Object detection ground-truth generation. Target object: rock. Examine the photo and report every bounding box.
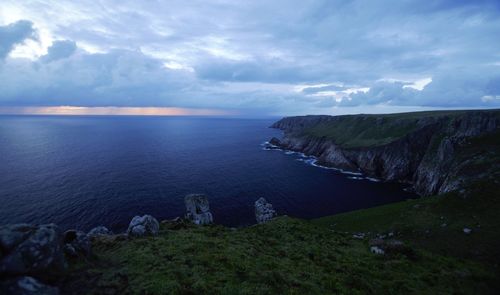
[255,197,277,224]
[63,230,91,257]
[269,137,281,146]
[87,226,113,238]
[184,194,214,225]
[370,246,385,255]
[127,215,159,237]
[0,276,59,295]
[463,228,472,234]
[352,233,365,239]
[0,224,66,276]
[369,238,415,258]
[0,224,34,253]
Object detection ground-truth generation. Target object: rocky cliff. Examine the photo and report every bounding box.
[270,110,500,196]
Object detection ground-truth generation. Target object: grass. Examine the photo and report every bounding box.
[292,109,500,148]
[303,115,419,148]
[313,180,500,265]
[61,204,499,294]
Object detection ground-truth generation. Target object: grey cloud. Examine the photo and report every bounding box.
[40,40,77,63]
[0,48,195,107]
[0,20,36,59]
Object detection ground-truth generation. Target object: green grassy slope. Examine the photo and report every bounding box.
[296,109,500,148]
[62,216,496,294]
[313,180,500,264]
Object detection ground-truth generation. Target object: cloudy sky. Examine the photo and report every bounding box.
[1,0,499,116]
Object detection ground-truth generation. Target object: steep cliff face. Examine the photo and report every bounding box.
[270,110,500,196]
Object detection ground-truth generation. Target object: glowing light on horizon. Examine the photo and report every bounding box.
[0,106,237,116]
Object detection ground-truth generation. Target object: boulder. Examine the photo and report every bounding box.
[0,276,59,295]
[184,194,214,225]
[127,215,159,237]
[63,230,91,257]
[0,224,66,276]
[87,226,113,238]
[255,197,277,224]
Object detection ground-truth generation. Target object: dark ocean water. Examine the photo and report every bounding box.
[0,115,416,231]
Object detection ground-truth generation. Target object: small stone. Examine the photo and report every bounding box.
[352,233,365,239]
[370,246,385,255]
[463,228,472,234]
[441,223,447,227]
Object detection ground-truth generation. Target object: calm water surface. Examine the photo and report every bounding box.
[0,116,416,231]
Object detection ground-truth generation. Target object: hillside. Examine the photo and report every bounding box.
[58,213,497,294]
[270,109,500,195]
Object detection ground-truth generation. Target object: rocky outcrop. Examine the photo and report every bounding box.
[255,198,277,224]
[0,276,59,295]
[63,230,91,257]
[87,226,113,238]
[127,215,160,237]
[270,110,500,196]
[0,224,66,276]
[185,194,214,225]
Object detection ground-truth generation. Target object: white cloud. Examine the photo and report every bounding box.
[402,77,433,90]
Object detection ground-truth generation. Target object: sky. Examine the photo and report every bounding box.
[0,0,499,116]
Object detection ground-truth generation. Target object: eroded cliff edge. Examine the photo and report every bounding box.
[269,110,500,196]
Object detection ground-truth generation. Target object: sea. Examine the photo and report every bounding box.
[0,115,416,231]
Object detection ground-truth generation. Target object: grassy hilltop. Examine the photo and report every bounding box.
[274,109,500,148]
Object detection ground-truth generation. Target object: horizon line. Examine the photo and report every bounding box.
[0,106,239,117]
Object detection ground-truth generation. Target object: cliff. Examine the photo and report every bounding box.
[270,110,500,196]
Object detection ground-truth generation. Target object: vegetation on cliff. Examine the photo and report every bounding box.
[272,110,500,149]
[270,109,500,195]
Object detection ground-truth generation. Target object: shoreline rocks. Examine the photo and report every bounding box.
[0,276,59,295]
[185,194,214,225]
[0,223,66,276]
[127,215,160,237]
[255,197,277,224]
[88,226,113,238]
[63,230,91,257]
